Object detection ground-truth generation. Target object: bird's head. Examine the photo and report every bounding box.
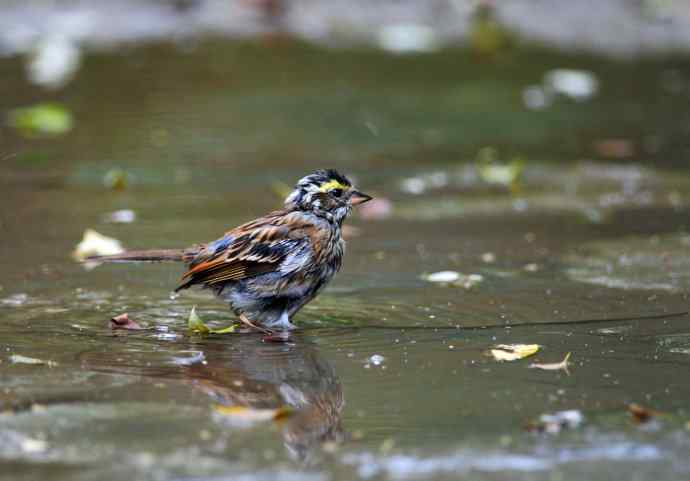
[284,169,372,223]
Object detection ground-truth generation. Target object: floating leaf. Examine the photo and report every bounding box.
[214,405,292,425]
[103,168,129,190]
[476,146,525,192]
[9,354,57,367]
[8,102,73,137]
[490,344,540,361]
[188,306,236,335]
[72,229,125,262]
[628,403,660,424]
[188,306,210,334]
[110,313,144,330]
[529,352,571,373]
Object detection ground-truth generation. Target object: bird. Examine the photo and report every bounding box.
[88,169,372,332]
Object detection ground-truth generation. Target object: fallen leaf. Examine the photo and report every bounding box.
[476,146,525,192]
[72,229,125,262]
[110,313,144,330]
[103,168,129,190]
[490,344,540,361]
[214,405,292,426]
[526,409,584,434]
[593,139,635,159]
[7,103,73,137]
[529,352,572,373]
[9,354,57,367]
[628,403,660,424]
[188,306,236,335]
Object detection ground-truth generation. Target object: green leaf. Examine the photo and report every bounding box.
[188,306,210,334]
[209,324,236,334]
[8,103,73,137]
[188,306,236,334]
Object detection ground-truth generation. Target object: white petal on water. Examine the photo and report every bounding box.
[425,271,461,283]
[378,24,439,54]
[544,69,599,101]
[27,35,81,89]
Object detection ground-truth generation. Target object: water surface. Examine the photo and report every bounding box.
[2,40,690,481]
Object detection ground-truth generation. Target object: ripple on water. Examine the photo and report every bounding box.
[564,234,690,292]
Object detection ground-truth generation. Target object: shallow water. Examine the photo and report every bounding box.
[2,40,690,481]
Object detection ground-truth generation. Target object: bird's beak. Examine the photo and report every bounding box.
[350,190,373,206]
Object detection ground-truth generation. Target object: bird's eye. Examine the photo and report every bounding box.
[331,188,344,198]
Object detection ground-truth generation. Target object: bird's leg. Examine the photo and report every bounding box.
[239,313,272,334]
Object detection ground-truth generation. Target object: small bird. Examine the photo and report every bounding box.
[89,169,372,331]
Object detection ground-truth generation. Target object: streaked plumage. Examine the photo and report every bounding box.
[89,169,372,331]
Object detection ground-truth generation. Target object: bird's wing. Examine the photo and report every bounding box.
[176,210,313,291]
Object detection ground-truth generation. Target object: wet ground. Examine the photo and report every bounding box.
[2,40,690,481]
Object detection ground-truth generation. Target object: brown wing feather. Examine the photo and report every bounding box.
[175,210,312,291]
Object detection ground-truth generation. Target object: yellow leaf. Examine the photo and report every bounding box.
[209,324,236,334]
[490,344,540,361]
[188,306,210,334]
[72,229,124,262]
[187,306,236,335]
[214,405,292,423]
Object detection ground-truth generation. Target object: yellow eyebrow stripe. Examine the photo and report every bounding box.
[319,180,348,192]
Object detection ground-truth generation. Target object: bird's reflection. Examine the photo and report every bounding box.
[81,332,345,462]
[182,334,345,460]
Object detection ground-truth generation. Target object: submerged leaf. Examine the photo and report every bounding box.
[72,229,125,262]
[9,354,57,367]
[110,313,144,330]
[7,103,73,136]
[529,352,572,373]
[490,344,540,361]
[188,306,236,335]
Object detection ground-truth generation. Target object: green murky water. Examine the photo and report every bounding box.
[2,40,690,481]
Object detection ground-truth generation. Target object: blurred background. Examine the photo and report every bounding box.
[3,2,690,481]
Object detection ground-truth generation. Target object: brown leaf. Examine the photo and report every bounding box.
[628,403,659,424]
[110,313,144,330]
[529,352,571,374]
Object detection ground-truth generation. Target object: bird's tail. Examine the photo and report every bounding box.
[86,249,187,263]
